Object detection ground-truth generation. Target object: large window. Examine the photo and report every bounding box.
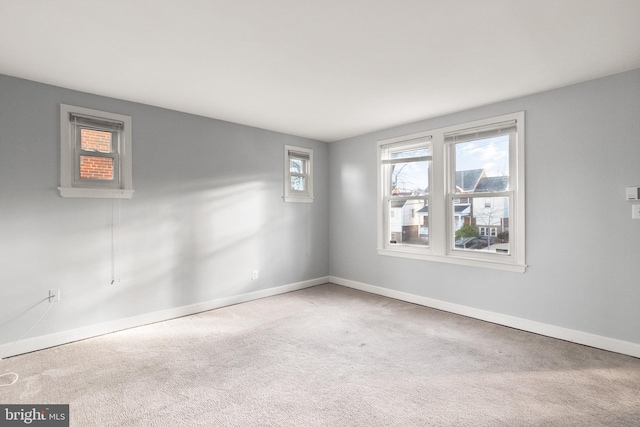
[378,112,526,272]
[380,134,431,247]
[59,104,133,198]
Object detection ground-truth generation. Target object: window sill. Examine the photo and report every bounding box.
[377,248,527,273]
[283,196,314,203]
[59,187,134,199]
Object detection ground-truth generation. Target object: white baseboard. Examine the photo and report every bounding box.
[1,276,328,358]
[6,276,638,360]
[329,276,640,359]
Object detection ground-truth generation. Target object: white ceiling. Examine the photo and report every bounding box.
[1,0,639,142]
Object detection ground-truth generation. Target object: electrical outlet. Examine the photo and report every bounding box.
[48,289,61,302]
[632,204,640,220]
[251,270,259,280]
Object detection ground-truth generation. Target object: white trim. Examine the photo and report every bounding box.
[377,112,525,272]
[329,276,640,359]
[283,144,314,203]
[283,196,314,203]
[59,104,134,199]
[58,187,134,199]
[376,248,526,273]
[0,276,328,358]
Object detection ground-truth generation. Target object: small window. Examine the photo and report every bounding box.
[283,145,313,203]
[59,104,133,198]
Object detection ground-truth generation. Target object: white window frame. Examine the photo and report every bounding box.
[379,133,432,251]
[283,145,314,203]
[59,104,133,199]
[378,112,526,273]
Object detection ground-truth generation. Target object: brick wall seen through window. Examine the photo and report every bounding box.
[80,129,114,180]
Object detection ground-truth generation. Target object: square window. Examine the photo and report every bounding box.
[59,104,133,198]
[378,112,525,272]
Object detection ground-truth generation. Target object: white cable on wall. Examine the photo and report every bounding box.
[111,199,116,284]
[110,199,122,285]
[306,203,311,257]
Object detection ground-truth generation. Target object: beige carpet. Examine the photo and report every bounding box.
[1,283,639,426]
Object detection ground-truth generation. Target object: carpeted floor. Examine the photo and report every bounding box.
[1,283,639,426]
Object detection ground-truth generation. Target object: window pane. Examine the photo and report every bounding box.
[291,176,305,191]
[389,160,429,196]
[81,128,113,153]
[455,135,508,193]
[388,199,428,246]
[80,155,114,180]
[390,146,430,159]
[290,159,306,174]
[453,196,509,253]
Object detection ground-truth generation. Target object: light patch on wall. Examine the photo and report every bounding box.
[340,163,367,203]
[107,179,272,312]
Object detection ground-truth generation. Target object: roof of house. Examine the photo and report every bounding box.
[455,169,484,191]
[475,176,508,192]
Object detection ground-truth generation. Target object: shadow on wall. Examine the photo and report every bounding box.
[0,173,317,347]
[89,175,288,323]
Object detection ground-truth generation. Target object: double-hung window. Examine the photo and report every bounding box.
[447,118,519,259]
[284,145,313,203]
[59,104,133,199]
[378,112,526,272]
[380,134,431,248]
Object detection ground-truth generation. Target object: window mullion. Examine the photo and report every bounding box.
[78,150,118,160]
[429,134,446,255]
[453,191,511,199]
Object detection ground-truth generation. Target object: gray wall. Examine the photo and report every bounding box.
[329,69,640,345]
[2,69,639,352]
[0,75,329,346]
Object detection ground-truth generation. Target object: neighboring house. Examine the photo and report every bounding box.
[389,198,427,244]
[472,176,509,238]
[453,169,483,231]
[389,200,406,243]
[452,204,471,231]
[455,170,509,240]
[456,169,485,192]
[389,169,508,245]
[417,205,429,240]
